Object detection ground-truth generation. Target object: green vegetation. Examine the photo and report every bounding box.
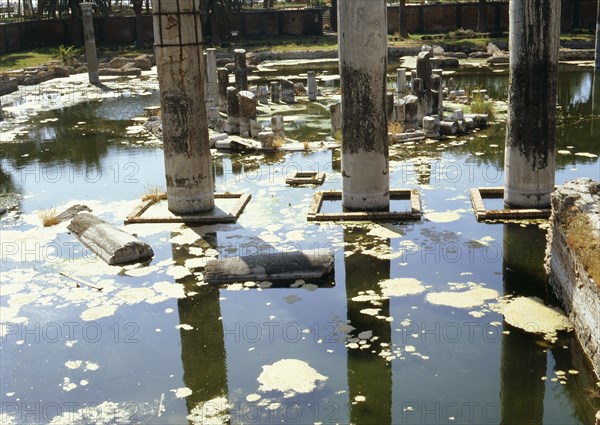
[224,35,338,52]
[0,48,55,71]
[563,210,600,287]
[469,90,496,121]
[54,45,80,66]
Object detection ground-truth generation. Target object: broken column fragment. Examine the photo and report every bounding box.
[238,90,257,138]
[68,213,154,265]
[227,86,240,134]
[234,49,248,91]
[270,81,281,103]
[307,71,317,101]
[281,79,295,103]
[80,3,100,84]
[217,67,229,112]
[204,249,334,284]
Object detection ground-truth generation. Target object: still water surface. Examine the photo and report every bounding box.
[0,64,599,424]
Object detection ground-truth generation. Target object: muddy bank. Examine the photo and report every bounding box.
[545,178,600,379]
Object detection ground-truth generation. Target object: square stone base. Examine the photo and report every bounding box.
[470,187,550,221]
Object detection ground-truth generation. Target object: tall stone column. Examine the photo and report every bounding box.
[205,48,218,101]
[152,0,214,213]
[338,0,389,210]
[397,68,407,95]
[234,49,248,91]
[217,67,228,112]
[80,3,99,84]
[227,86,240,134]
[596,2,600,69]
[504,0,560,208]
[307,71,317,101]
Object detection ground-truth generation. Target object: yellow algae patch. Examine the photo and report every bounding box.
[65,360,83,370]
[574,152,598,158]
[124,266,158,277]
[360,308,381,316]
[166,265,192,280]
[285,230,305,241]
[80,304,118,321]
[379,278,426,297]
[426,287,499,309]
[187,396,230,425]
[153,281,185,299]
[367,224,404,239]
[496,296,573,342]
[257,359,327,397]
[172,387,193,398]
[424,211,462,223]
[116,288,155,304]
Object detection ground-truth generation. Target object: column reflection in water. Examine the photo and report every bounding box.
[343,225,392,424]
[500,223,547,425]
[174,233,229,421]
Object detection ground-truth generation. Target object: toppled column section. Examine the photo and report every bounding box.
[204,249,334,284]
[68,213,154,265]
[545,178,600,378]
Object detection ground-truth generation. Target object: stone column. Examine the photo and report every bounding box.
[281,79,295,103]
[307,71,317,101]
[413,77,425,124]
[80,3,99,84]
[330,102,342,138]
[271,115,285,137]
[270,81,281,103]
[227,86,240,134]
[234,49,248,91]
[238,90,257,138]
[416,50,433,116]
[217,67,228,112]
[432,74,443,117]
[205,48,217,101]
[257,85,269,104]
[397,68,407,95]
[596,2,600,69]
[504,0,560,208]
[339,0,389,210]
[152,0,213,213]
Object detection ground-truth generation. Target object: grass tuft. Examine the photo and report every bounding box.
[470,90,496,121]
[563,209,600,287]
[273,136,286,149]
[141,185,166,203]
[37,208,60,227]
[388,121,405,134]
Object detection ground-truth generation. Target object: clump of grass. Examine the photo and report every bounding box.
[273,136,286,149]
[388,121,405,134]
[37,208,60,227]
[470,91,496,121]
[54,45,80,66]
[303,140,310,151]
[563,210,600,287]
[141,185,166,203]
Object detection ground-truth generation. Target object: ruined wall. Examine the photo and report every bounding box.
[0,9,323,54]
[545,179,600,379]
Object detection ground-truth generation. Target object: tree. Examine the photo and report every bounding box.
[399,0,407,39]
[477,0,486,33]
[39,0,110,19]
[201,0,244,44]
[132,0,144,48]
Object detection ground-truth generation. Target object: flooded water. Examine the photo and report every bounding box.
[1,64,599,424]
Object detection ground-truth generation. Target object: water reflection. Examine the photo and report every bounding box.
[344,226,392,424]
[501,224,547,425]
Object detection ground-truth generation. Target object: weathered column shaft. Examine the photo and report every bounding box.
[217,67,229,112]
[238,90,257,138]
[234,49,248,91]
[397,68,407,94]
[205,48,217,100]
[281,79,295,103]
[307,71,317,101]
[80,3,99,84]
[227,86,240,134]
[339,0,389,210]
[596,2,600,69]
[271,115,284,137]
[416,51,433,115]
[152,0,214,213]
[330,102,342,137]
[270,81,281,103]
[504,0,560,208]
